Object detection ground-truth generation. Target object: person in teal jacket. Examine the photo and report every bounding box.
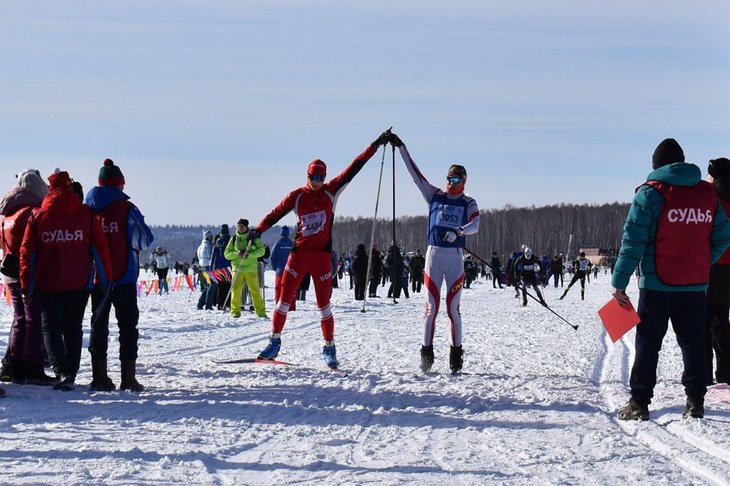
[224,219,266,318]
[612,138,730,421]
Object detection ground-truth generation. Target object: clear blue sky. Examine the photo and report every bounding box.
[1,1,728,226]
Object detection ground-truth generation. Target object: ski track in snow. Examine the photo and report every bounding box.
[1,270,729,485]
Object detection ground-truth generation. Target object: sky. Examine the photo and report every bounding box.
[1,1,729,226]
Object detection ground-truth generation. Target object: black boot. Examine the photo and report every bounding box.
[25,363,56,386]
[449,345,464,374]
[120,360,145,393]
[617,398,649,421]
[0,360,14,383]
[683,396,704,418]
[89,358,116,392]
[420,346,434,373]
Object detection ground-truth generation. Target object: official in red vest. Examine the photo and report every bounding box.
[0,169,54,388]
[20,169,113,391]
[611,139,730,420]
[84,159,154,392]
[705,157,730,386]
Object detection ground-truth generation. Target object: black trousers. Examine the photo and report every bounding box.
[39,289,90,377]
[631,289,707,405]
[89,283,140,361]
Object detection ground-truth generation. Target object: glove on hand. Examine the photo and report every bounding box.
[443,230,458,243]
[388,133,403,147]
[372,128,393,147]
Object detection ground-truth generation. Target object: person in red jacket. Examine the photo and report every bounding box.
[0,169,54,387]
[85,159,154,392]
[20,169,113,391]
[255,131,390,368]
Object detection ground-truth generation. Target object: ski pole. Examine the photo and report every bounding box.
[516,283,578,330]
[464,247,578,331]
[391,143,398,304]
[362,143,388,312]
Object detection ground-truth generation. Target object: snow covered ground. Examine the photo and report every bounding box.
[2,270,730,485]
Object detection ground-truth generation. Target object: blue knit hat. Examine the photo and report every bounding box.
[280,226,290,237]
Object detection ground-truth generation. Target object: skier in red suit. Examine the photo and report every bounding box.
[255,130,391,367]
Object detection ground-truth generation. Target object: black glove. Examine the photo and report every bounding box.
[372,128,393,147]
[389,133,403,147]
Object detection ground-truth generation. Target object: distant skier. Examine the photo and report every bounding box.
[490,251,503,288]
[516,247,547,306]
[254,131,390,368]
[559,252,592,300]
[391,132,480,374]
[150,246,170,294]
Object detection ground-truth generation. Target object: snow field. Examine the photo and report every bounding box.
[1,270,729,485]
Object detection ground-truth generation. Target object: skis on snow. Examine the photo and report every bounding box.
[213,357,348,377]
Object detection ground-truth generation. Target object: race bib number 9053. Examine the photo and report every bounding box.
[301,210,327,237]
[436,205,464,229]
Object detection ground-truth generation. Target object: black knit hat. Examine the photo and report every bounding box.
[652,138,685,169]
[708,157,730,179]
[220,224,230,236]
[237,218,249,226]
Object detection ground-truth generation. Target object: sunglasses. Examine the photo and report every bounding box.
[308,174,325,183]
[446,176,463,185]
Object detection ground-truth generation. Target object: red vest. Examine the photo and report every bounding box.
[95,199,132,281]
[1,205,34,257]
[645,180,717,286]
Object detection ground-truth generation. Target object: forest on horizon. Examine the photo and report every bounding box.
[142,202,630,266]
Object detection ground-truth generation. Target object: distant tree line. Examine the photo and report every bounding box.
[332,202,631,262]
[144,202,630,266]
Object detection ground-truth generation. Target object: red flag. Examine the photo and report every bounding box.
[598,298,641,343]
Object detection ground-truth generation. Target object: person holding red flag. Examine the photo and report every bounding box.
[254,130,391,368]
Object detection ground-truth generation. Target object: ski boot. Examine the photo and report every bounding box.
[420,345,434,372]
[258,337,281,360]
[25,364,56,386]
[449,345,463,374]
[323,344,339,368]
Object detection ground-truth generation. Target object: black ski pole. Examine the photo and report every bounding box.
[464,247,578,331]
[391,143,397,304]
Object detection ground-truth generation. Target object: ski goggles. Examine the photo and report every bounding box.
[447,176,463,185]
[308,173,325,183]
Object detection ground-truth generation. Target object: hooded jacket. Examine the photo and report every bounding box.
[20,184,113,294]
[1,187,46,281]
[611,163,730,292]
[85,185,154,284]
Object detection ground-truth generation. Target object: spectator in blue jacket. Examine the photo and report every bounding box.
[270,226,295,311]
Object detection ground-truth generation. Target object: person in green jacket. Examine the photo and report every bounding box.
[612,138,730,421]
[225,218,267,318]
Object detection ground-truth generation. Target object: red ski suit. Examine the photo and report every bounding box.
[257,143,377,340]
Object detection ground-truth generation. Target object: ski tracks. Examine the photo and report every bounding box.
[596,326,730,485]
